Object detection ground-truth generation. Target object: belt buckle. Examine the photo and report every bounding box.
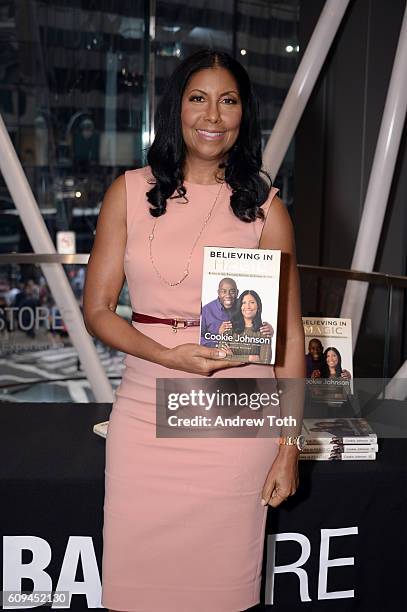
[172,319,186,333]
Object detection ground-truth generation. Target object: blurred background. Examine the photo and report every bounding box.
[0,0,299,254]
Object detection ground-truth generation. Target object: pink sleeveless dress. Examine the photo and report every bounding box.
[101,166,280,611]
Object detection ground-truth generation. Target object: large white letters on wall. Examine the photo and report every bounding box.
[265,527,358,605]
[2,536,102,609]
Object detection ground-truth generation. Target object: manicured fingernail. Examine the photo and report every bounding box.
[261,498,267,506]
[217,350,226,358]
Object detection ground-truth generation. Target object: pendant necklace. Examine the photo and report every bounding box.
[148,181,224,286]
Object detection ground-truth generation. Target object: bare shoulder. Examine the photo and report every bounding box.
[99,173,127,225]
[107,172,127,194]
[259,195,295,251]
[266,195,291,228]
[90,173,127,259]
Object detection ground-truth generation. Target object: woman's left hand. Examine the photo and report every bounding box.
[261,447,299,508]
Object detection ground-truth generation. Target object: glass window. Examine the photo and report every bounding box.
[0,0,145,253]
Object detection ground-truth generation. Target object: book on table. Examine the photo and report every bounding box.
[303,316,353,404]
[300,417,378,461]
[299,451,376,461]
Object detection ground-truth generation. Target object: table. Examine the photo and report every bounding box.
[0,401,406,610]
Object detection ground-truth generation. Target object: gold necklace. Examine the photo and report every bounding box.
[148,182,224,286]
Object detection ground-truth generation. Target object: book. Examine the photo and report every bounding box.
[199,246,281,365]
[300,452,376,461]
[93,420,109,439]
[302,417,377,445]
[302,316,353,403]
[303,442,379,453]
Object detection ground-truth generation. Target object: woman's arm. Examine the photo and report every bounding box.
[83,175,167,365]
[82,175,243,376]
[259,196,305,428]
[259,196,305,381]
[258,195,305,507]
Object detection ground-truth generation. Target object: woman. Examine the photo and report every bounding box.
[321,346,352,379]
[83,49,305,612]
[219,290,272,363]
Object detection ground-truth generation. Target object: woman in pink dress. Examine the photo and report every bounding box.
[83,49,305,612]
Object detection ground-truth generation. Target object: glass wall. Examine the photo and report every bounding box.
[0,0,300,401]
[0,0,146,253]
[0,0,300,253]
[0,259,127,402]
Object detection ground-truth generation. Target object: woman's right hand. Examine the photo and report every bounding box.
[158,343,244,375]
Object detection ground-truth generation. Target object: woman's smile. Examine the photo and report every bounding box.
[196,128,226,141]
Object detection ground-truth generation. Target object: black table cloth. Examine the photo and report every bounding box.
[0,401,406,611]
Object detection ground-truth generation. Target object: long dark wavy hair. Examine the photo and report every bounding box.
[146,49,273,221]
[231,290,263,332]
[321,347,343,377]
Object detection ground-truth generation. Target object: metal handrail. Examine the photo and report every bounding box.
[0,254,406,288]
[0,254,90,264]
[298,264,407,288]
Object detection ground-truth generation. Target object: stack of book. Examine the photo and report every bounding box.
[300,417,378,461]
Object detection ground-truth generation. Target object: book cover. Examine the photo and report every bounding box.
[302,417,377,445]
[302,316,353,402]
[200,246,281,365]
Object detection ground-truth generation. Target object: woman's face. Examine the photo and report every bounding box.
[180,66,242,162]
[326,350,338,368]
[241,294,258,320]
